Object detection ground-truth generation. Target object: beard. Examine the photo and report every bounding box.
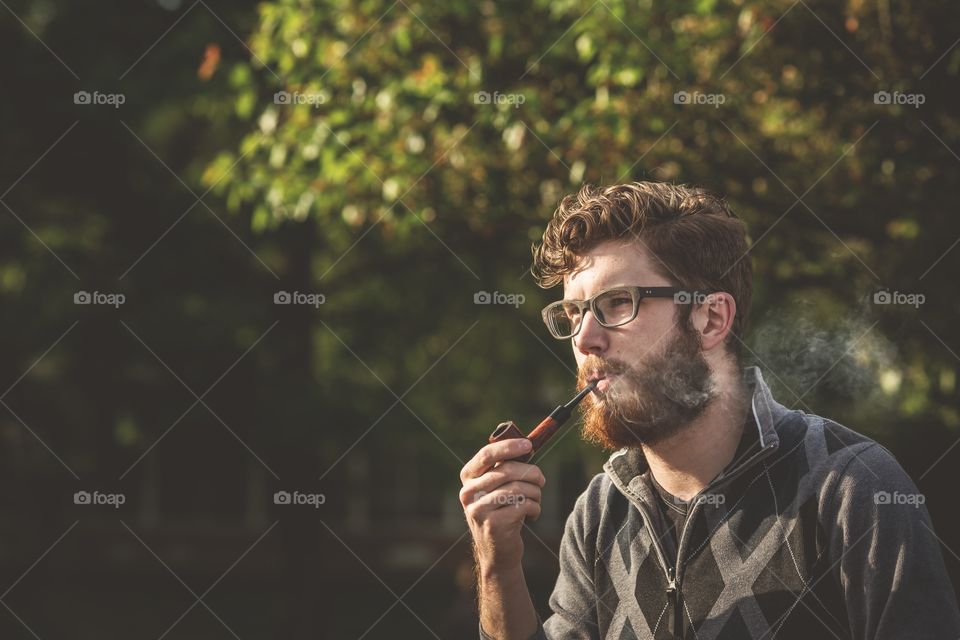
[575,321,717,450]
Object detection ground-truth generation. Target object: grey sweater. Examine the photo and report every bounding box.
[480,366,960,639]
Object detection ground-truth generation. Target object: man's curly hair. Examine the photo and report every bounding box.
[532,181,753,356]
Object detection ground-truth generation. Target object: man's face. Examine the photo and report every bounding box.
[564,240,716,450]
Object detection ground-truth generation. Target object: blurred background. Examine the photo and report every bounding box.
[1,0,959,637]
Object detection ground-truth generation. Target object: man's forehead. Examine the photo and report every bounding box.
[562,241,663,297]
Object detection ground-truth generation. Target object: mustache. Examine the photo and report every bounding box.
[576,356,631,387]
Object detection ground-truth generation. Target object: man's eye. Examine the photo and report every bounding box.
[608,297,632,308]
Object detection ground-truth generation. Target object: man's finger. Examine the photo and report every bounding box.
[461,438,532,482]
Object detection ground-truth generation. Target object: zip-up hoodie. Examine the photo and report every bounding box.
[480,366,960,639]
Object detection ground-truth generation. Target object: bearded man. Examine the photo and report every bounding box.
[459,181,960,639]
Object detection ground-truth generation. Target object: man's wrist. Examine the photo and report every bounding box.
[477,560,538,640]
[478,559,526,588]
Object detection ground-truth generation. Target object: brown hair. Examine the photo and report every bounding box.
[531,181,752,359]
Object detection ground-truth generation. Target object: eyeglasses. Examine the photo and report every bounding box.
[541,285,688,340]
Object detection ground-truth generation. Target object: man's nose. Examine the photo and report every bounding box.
[574,309,608,356]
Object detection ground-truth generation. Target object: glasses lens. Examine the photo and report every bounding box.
[594,288,637,326]
[545,301,582,338]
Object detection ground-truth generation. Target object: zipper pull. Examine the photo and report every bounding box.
[666,566,677,636]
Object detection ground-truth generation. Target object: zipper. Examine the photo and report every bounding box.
[619,491,684,637]
[670,441,779,637]
[613,440,779,638]
[668,492,702,638]
[666,565,680,637]
[605,381,782,631]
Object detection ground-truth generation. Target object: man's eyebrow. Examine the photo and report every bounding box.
[562,284,607,300]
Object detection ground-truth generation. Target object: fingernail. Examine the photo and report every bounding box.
[518,439,532,451]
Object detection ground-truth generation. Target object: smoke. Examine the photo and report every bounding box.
[747,297,898,407]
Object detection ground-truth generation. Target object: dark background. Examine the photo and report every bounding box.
[1,0,958,637]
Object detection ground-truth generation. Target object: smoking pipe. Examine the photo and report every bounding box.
[487,380,599,463]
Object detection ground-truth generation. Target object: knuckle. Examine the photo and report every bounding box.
[464,502,481,521]
[479,448,495,467]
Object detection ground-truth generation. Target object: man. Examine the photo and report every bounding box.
[459,181,960,639]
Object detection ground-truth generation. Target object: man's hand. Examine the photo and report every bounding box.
[460,438,545,565]
[461,437,544,639]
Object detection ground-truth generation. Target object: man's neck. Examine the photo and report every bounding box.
[643,368,751,502]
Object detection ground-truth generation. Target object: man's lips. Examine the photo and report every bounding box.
[588,375,614,393]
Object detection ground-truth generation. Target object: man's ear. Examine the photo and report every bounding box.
[694,292,736,352]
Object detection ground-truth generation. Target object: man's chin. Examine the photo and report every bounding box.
[583,417,688,450]
[580,394,702,450]
[581,404,647,450]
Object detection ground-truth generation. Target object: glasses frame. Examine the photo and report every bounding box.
[541,285,689,339]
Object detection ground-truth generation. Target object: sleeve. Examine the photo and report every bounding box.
[826,442,960,640]
[479,612,547,640]
[479,474,606,640]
